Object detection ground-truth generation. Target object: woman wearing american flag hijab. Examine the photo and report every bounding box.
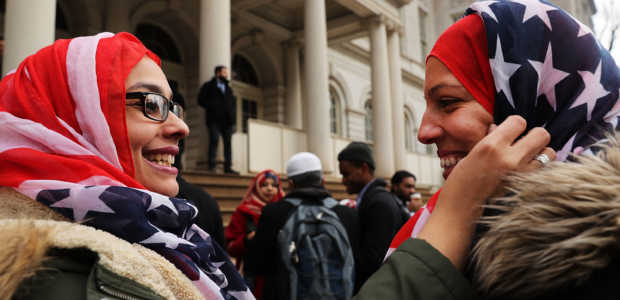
[0,32,254,300]
[355,1,620,299]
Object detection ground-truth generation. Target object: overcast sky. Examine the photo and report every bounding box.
[592,0,620,61]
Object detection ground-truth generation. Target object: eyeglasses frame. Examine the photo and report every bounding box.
[125,91,184,122]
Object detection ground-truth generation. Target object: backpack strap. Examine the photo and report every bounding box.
[284,197,303,207]
[322,197,338,209]
[286,197,339,208]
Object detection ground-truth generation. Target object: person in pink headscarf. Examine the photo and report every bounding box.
[226,169,284,297]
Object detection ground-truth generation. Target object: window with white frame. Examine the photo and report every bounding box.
[329,87,342,136]
[418,7,429,61]
[364,100,373,142]
[404,109,415,152]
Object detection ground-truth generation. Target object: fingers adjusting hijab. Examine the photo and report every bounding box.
[0,33,254,299]
[388,0,620,258]
[465,0,620,160]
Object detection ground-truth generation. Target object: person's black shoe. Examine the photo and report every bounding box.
[207,167,216,173]
[224,169,239,175]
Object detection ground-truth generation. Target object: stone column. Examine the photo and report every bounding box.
[198,0,231,170]
[200,0,231,83]
[369,16,395,178]
[303,0,333,172]
[2,0,57,75]
[388,27,407,171]
[285,40,303,130]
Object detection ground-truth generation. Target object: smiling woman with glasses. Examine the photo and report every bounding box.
[0,32,253,300]
[126,91,184,121]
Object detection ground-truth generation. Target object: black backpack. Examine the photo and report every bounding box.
[277,197,355,300]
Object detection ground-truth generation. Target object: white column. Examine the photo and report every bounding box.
[2,0,56,75]
[199,0,231,170]
[285,40,303,130]
[304,0,333,172]
[369,16,395,178]
[388,28,406,170]
[200,0,231,83]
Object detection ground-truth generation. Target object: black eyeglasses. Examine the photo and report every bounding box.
[126,92,184,122]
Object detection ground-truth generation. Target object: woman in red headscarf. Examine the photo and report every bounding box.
[356,1,620,299]
[226,169,284,297]
[0,33,254,300]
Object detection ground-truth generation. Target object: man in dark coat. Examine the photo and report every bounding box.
[246,152,360,299]
[197,65,237,174]
[337,142,409,290]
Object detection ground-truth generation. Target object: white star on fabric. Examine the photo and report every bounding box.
[513,0,558,30]
[528,43,569,111]
[489,36,522,108]
[570,61,610,121]
[141,230,195,248]
[144,190,179,215]
[556,133,576,162]
[51,186,115,221]
[470,0,500,23]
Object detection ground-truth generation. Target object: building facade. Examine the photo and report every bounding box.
[1,0,596,190]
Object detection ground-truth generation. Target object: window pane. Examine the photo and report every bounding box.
[330,91,337,134]
[365,101,373,141]
[419,8,428,60]
[232,55,259,86]
[242,99,258,133]
[404,113,412,151]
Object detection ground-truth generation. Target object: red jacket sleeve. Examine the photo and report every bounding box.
[225,208,248,258]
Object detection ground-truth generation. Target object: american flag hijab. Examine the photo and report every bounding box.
[0,32,254,300]
[387,0,620,258]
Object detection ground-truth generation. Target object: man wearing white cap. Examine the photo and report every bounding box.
[246,152,360,299]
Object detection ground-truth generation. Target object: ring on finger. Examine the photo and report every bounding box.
[534,153,551,165]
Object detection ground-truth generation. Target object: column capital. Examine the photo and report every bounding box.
[388,23,405,36]
[363,14,388,28]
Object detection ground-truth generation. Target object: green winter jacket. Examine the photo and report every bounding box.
[354,238,477,300]
[0,188,204,300]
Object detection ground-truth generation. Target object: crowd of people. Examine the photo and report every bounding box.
[1,1,619,300]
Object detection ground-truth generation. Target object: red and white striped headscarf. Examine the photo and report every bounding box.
[0,32,253,299]
[0,32,155,189]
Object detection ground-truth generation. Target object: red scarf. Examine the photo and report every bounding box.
[237,169,285,222]
[0,32,159,188]
[387,14,492,256]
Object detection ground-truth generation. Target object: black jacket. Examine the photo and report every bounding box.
[356,178,409,289]
[246,186,360,300]
[197,77,236,127]
[176,175,226,247]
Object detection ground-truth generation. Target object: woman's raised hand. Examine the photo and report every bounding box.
[418,115,555,269]
[453,115,555,199]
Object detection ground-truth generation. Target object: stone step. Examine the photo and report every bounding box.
[181,170,435,227]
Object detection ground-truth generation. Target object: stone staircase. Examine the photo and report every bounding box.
[181,170,434,226]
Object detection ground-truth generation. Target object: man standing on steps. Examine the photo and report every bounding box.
[198,65,238,174]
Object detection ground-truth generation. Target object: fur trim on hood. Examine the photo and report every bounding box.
[471,143,620,299]
[0,187,204,300]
